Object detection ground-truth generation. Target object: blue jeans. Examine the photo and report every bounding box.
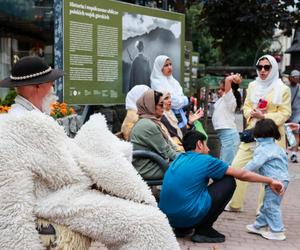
[216,128,240,165]
[254,181,289,232]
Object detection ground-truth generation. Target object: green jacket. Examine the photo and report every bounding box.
[130,118,177,179]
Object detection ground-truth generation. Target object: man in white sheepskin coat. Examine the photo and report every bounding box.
[0,56,179,249]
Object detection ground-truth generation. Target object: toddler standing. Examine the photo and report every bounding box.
[245,118,289,240]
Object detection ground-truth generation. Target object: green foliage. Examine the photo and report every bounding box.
[186,4,221,65]
[191,0,299,65]
[0,90,17,106]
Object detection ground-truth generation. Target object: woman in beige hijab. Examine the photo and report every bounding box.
[161,92,184,151]
[130,89,178,180]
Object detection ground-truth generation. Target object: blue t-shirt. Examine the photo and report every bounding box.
[159,151,228,228]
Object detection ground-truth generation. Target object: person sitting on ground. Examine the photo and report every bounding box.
[245,118,289,241]
[159,130,284,243]
[161,92,204,151]
[121,84,150,141]
[0,56,180,250]
[130,89,178,180]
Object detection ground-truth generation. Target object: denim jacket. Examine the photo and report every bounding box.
[244,137,289,181]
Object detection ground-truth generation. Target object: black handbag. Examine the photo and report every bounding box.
[239,128,255,143]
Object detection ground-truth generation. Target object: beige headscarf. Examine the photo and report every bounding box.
[162,92,183,139]
[136,89,169,140]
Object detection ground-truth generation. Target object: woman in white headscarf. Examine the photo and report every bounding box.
[226,55,291,213]
[121,85,150,140]
[151,55,189,130]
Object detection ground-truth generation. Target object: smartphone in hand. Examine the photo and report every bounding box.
[258,98,268,110]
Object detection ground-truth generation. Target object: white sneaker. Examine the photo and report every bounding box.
[224,204,243,212]
[261,231,286,241]
[246,224,267,236]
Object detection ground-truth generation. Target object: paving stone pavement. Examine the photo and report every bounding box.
[90,151,300,250]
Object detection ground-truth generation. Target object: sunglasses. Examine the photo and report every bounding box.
[256,64,271,71]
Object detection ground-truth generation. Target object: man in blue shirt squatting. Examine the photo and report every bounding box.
[159,130,285,243]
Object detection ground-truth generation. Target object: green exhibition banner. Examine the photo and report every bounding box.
[63,0,185,105]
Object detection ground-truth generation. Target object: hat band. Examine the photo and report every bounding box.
[10,67,52,81]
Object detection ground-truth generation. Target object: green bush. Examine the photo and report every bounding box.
[1,89,17,106]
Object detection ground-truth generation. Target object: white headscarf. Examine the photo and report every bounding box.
[251,54,283,105]
[150,55,187,110]
[125,85,150,110]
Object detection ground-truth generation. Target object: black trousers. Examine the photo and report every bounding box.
[193,175,236,233]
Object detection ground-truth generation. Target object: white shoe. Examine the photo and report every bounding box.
[261,231,286,241]
[246,224,267,236]
[224,204,243,212]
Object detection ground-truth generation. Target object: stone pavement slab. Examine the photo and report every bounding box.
[90,151,300,250]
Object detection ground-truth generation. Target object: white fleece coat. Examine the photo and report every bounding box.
[0,111,179,250]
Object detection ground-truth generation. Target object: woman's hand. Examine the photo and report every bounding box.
[225,73,242,85]
[232,73,242,84]
[286,122,300,131]
[269,180,285,196]
[189,108,204,124]
[250,108,265,119]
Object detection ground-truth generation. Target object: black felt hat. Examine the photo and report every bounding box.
[0,56,63,88]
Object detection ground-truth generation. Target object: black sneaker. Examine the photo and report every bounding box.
[173,228,194,238]
[192,227,225,243]
[291,154,298,163]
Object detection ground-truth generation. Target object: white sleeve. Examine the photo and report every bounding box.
[223,89,237,112]
[171,94,188,110]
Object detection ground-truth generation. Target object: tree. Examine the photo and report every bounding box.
[186,4,221,65]
[193,0,300,65]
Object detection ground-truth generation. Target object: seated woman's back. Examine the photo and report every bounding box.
[121,85,150,140]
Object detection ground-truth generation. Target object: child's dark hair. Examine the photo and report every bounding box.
[154,90,163,105]
[253,118,281,140]
[182,130,207,151]
[231,82,242,110]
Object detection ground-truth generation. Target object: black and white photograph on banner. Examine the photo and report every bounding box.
[122,12,182,93]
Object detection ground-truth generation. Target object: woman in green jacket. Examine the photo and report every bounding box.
[130,89,178,180]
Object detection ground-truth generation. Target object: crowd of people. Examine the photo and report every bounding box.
[0,53,299,248]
